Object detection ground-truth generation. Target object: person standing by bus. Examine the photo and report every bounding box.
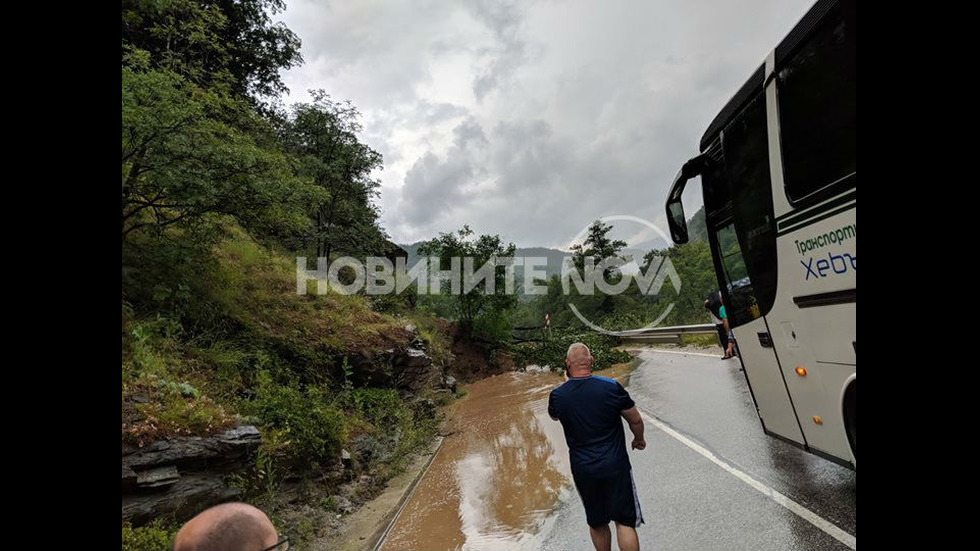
[705,292,735,359]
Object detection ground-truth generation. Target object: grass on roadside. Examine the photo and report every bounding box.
[680,334,721,348]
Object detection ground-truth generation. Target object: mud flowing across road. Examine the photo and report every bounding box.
[379,364,635,551]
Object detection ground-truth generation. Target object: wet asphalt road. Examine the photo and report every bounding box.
[542,347,857,551]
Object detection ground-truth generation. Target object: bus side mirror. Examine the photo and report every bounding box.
[667,198,688,244]
[665,154,709,245]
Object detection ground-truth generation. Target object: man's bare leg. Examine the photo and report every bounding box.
[588,525,612,551]
[615,522,640,551]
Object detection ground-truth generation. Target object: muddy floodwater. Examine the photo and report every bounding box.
[380,363,634,551]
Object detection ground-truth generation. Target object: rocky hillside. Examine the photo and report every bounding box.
[122,227,461,546]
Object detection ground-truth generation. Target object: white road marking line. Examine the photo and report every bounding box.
[638,409,856,550]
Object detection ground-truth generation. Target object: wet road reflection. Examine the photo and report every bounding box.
[380,365,632,551]
[380,349,855,551]
[542,349,856,551]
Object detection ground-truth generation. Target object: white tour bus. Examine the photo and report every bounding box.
[665,0,855,468]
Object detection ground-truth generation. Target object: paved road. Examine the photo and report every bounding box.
[542,347,857,551]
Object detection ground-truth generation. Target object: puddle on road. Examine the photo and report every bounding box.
[380,363,634,551]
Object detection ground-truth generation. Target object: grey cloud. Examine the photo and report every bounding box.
[278,0,817,247]
[489,119,565,194]
[400,151,474,226]
[423,102,470,124]
[395,117,488,226]
[280,0,466,107]
[465,0,531,101]
[453,116,488,147]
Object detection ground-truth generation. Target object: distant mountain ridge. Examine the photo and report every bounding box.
[399,207,706,278]
[399,242,570,280]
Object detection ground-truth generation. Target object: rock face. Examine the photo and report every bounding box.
[394,346,437,391]
[121,425,260,527]
[349,338,440,392]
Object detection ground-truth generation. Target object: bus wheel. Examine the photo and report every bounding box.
[843,381,856,461]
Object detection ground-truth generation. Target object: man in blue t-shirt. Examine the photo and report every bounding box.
[549,343,646,551]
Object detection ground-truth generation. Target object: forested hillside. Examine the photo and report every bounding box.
[122,1,455,546]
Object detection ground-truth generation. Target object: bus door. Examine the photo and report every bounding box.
[708,211,806,447]
[702,91,807,447]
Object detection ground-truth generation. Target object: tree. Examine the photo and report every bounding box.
[567,220,629,313]
[569,220,629,278]
[285,91,387,259]
[417,226,518,338]
[121,0,318,248]
[121,0,302,104]
[121,65,322,244]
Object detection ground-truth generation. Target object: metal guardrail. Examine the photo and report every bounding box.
[617,323,717,344]
[510,323,718,344]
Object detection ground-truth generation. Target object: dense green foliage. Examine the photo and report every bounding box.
[121,1,449,540]
[245,370,347,468]
[284,91,388,258]
[121,0,303,102]
[122,520,179,551]
[417,226,519,340]
[121,63,319,245]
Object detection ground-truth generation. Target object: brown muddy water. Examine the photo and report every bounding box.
[379,362,634,551]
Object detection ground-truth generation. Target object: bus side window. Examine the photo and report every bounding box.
[713,221,760,325]
[777,0,856,205]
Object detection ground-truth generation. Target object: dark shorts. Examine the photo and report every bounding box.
[572,468,644,528]
[715,323,729,349]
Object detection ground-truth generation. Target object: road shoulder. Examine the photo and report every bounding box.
[311,435,445,551]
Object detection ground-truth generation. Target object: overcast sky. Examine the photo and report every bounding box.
[278,0,814,249]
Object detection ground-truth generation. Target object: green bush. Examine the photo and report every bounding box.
[244,371,346,470]
[121,520,177,551]
[343,388,408,428]
[473,309,514,344]
[336,387,439,473]
[515,329,632,371]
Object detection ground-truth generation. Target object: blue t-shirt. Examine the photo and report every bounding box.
[548,375,636,478]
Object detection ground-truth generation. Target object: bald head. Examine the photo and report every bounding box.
[565,343,593,376]
[173,502,278,551]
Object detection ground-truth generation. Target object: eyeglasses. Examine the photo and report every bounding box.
[261,535,290,551]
